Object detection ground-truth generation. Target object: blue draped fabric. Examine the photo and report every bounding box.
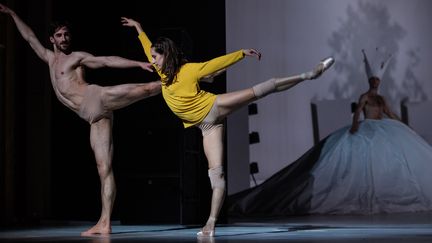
[228,119,432,216]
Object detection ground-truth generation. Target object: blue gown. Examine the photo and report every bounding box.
[310,118,432,214]
[228,119,432,216]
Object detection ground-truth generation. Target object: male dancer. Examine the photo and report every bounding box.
[1,3,161,235]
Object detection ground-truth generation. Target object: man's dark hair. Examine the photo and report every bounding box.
[48,20,72,37]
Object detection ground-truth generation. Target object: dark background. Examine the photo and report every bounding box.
[0,0,227,226]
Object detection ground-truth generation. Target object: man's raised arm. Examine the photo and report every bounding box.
[0,3,51,63]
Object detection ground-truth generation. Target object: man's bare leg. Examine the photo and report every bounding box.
[81,118,115,236]
[198,125,225,237]
[102,81,161,110]
[81,81,159,235]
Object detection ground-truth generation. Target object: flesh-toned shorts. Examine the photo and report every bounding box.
[78,84,112,124]
[198,98,223,136]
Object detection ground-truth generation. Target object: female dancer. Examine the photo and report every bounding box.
[121,17,334,237]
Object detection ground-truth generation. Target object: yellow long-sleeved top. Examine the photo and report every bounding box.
[138,32,245,128]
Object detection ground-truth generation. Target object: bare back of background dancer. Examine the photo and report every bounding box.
[0,3,161,236]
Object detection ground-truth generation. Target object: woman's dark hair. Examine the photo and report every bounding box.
[48,20,72,37]
[152,37,187,86]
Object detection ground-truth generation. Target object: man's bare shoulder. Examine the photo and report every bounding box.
[69,51,93,58]
[359,92,369,101]
[55,51,94,65]
[44,49,55,61]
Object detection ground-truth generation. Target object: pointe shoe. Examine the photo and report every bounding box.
[308,56,335,79]
[197,217,216,237]
[321,56,335,71]
[197,230,215,237]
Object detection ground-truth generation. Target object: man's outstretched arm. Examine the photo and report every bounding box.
[79,52,154,71]
[0,3,51,63]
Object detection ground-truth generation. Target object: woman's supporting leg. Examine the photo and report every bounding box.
[198,125,225,237]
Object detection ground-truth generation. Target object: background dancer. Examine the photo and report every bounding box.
[229,49,432,217]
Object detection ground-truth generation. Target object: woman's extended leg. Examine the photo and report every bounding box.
[216,56,334,118]
[252,56,334,98]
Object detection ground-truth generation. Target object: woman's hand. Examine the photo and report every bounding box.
[243,49,262,60]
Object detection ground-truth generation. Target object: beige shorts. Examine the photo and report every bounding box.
[198,99,223,136]
[78,84,112,124]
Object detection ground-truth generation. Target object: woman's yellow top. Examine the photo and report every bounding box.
[138,31,245,128]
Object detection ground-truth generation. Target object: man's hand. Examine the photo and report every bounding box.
[138,62,154,72]
[0,3,14,15]
[349,126,358,134]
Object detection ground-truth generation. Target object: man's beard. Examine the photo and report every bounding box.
[57,42,70,52]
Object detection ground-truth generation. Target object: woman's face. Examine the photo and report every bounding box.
[151,48,164,69]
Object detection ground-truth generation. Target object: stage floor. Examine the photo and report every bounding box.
[1,212,432,242]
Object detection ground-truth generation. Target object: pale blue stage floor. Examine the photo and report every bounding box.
[1,212,432,242]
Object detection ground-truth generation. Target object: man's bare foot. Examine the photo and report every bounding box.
[81,222,112,236]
